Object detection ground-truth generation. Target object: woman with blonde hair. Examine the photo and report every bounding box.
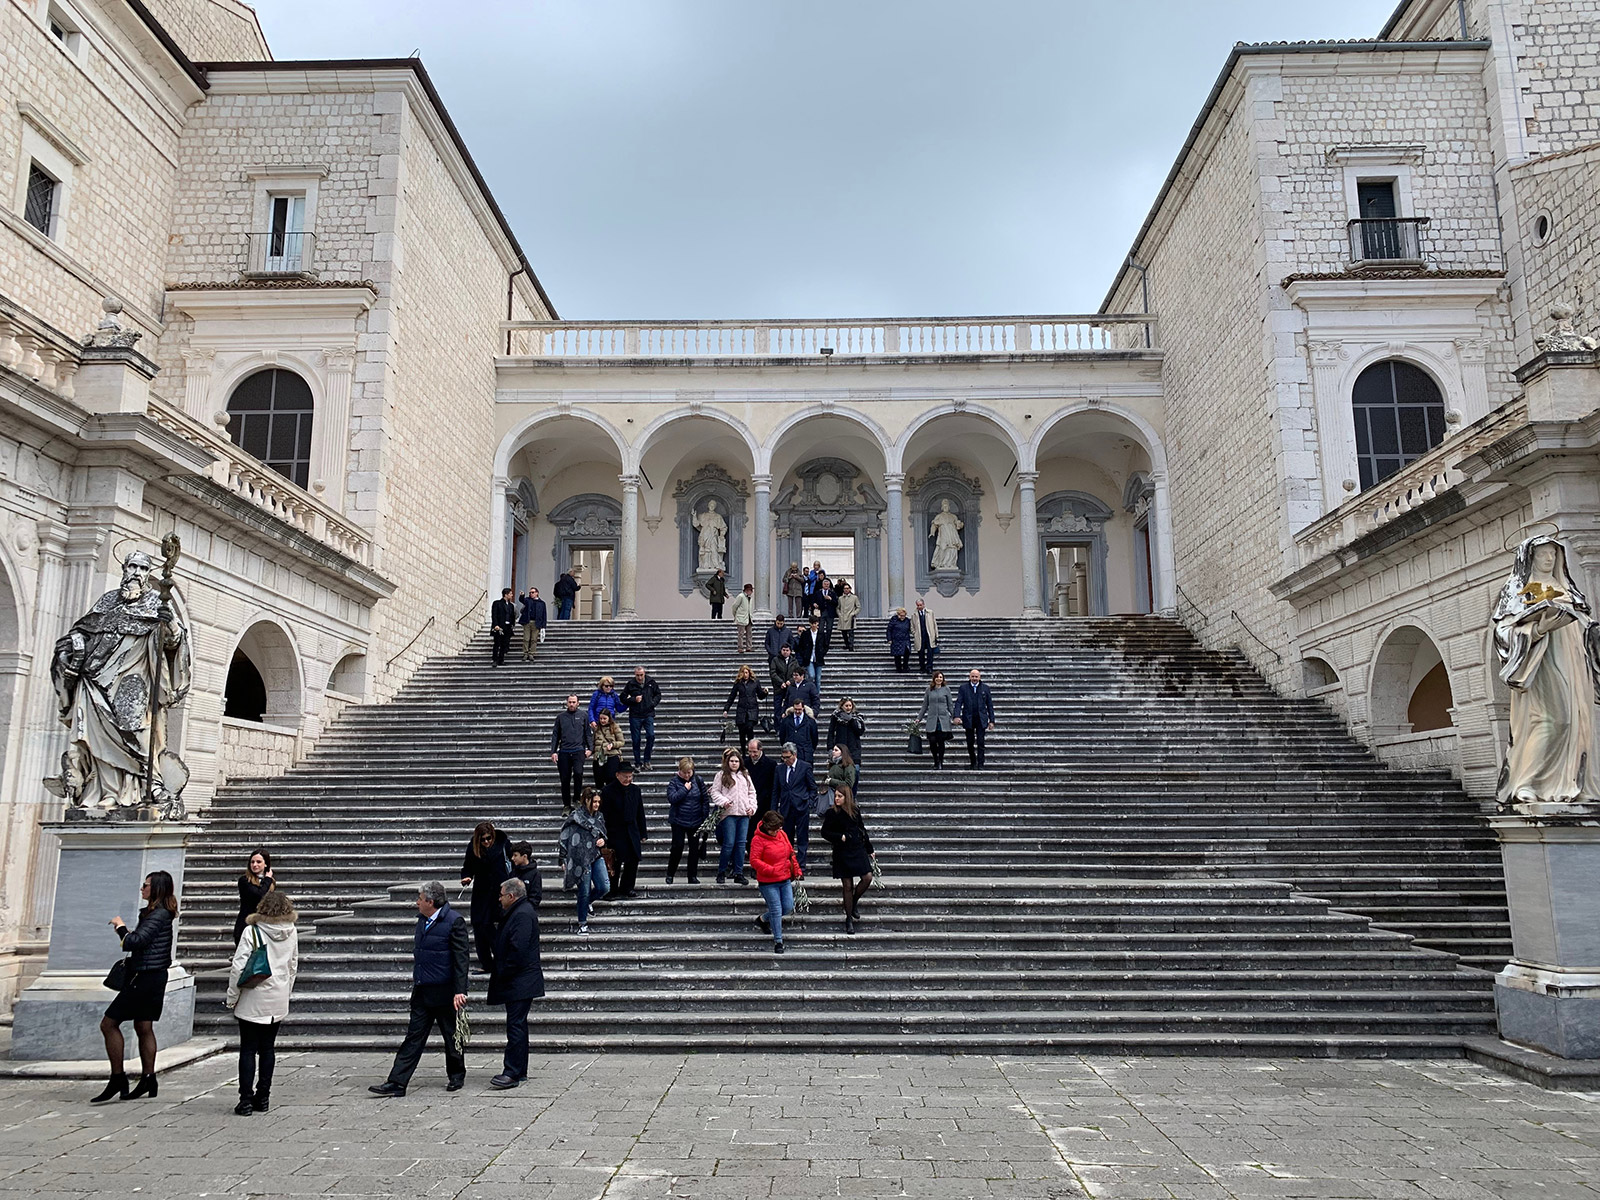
[587,675,623,726]
[708,746,757,886]
[722,663,768,749]
[226,889,299,1115]
[592,708,626,787]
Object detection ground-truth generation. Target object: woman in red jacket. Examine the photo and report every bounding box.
[747,810,801,954]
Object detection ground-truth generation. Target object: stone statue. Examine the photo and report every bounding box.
[928,498,964,571]
[693,499,727,572]
[46,536,192,818]
[1492,534,1600,806]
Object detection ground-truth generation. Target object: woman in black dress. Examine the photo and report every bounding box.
[722,664,768,748]
[818,785,874,935]
[459,820,512,973]
[233,849,274,944]
[93,871,179,1103]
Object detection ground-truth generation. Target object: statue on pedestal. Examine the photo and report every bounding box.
[693,499,728,572]
[928,498,964,571]
[1492,533,1600,806]
[46,535,192,818]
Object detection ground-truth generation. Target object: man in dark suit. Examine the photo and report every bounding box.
[775,742,815,869]
[490,588,518,666]
[764,614,795,660]
[369,881,469,1097]
[769,645,798,722]
[780,700,818,766]
[954,667,997,768]
[519,588,548,661]
[783,668,820,719]
[600,761,648,898]
[746,738,777,813]
[487,878,543,1090]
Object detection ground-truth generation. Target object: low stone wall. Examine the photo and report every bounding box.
[215,717,301,783]
[1373,729,1460,775]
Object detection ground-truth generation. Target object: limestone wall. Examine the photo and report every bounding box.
[136,0,270,62]
[1512,144,1600,327]
[214,717,300,783]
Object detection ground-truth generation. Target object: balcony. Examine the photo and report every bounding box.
[244,231,317,279]
[500,314,1159,359]
[1347,217,1428,267]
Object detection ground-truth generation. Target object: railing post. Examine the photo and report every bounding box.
[1014,322,1032,353]
[623,325,640,356]
[755,325,771,355]
[883,324,899,354]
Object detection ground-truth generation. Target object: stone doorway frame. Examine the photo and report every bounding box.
[771,457,887,619]
[1036,490,1112,616]
[548,493,621,617]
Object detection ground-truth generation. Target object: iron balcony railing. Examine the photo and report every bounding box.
[1347,217,1428,265]
[244,230,317,277]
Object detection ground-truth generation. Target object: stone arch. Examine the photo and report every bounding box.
[890,403,1023,474]
[494,408,630,477]
[1347,356,1451,490]
[759,406,892,477]
[226,616,305,728]
[213,352,326,419]
[1338,343,1458,418]
[1370,622,1456,738]
[222,365,318,490]
[1025,400,1169,476]
[1034,490,1116,616]
[1301,653,1340,691]
[0,549,27,803]
[327,648,368,698]
[635,407,760,475]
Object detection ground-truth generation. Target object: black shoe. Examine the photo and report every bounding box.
[716,873,727,885]
[446,1077,465,1092]
[845,917,856,934]
[368,1082,406,1097]
[90,1073,129,1104]
[687,875,700,884]
[234,1099,254,1116]
[251,1091,270,1112]
[733,875,749,886]
[127,1074,158,1100]
[773,941,785,954]
[489,1074,519,1090]
[755,914,770,931]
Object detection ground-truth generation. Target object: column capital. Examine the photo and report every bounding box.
[1015,470,1040,486]
[619,473,643,493]
[883,472,906,490]
[751,473,773,490]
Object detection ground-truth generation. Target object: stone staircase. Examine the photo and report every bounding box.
[178,617,1506,1055]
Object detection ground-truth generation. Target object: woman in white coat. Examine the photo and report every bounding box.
[226,888,299,1116]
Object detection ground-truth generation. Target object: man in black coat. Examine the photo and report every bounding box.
[763,615,794,660]
[600,761,648,898]
[370,882,469,1097]
[954,667,997,768]
[783,669,820,721]
[519,588,548,661]
[780,701,819,766]
[620,666,663,772]
[745,737,777,813]
[489,588,518,666]
[487,878,543,1090]
[553,569,579,620]
[775,742,815,869]
[507,841,543,910]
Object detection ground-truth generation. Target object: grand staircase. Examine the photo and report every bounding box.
[179,617,1506,1055]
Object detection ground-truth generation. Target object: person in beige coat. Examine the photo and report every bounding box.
[835,583,860,650]
[910,598,940,673]
[226,889,300,1116]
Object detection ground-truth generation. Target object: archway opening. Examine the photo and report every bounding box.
[228,621,304,727]
[329,651,367,697]
[224,651,267,722]
[1371,625,1454,738]
[639,415,758,608]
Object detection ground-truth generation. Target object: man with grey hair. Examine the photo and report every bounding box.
[775,742,815,869]
[487,877,543,1090]
[369,882,468,1097]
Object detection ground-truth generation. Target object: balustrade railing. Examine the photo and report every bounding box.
[1293,398,1526,568]
[501,314,1157,358]
[1347,217,1428,265]
[148,399,373,566]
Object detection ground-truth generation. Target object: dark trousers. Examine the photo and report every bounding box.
[556,751,584,808]
[710,602,723,618]
[783,810,810,869]
[557,599,573,620]
[917,645,934,672]
[735,721,755,750]
[666,826,706,880]
[965,723,987,767]
[927,730,950,767]
[502,998,532,1080]
[629,715,656,766]
[893,652,910,671]
[470,903,496,974]
[388,990,464,1087]
[614,855,640,895]
[842,629,854,650]
[237,1018,280,1099]
[491,628,512,664]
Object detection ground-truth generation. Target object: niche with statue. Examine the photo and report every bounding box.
[907,461,983,597]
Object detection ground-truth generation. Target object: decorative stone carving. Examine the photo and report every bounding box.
[673,465,748,596]
[907,460,983,597]
[1534,304,1598,354]
[45,537,192,819]
[1034,490,1114,616]
[1491,534,1600,808]
[771,458,887,617]
[82,297,141,350]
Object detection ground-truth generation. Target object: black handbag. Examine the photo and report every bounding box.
[103,957,132,991]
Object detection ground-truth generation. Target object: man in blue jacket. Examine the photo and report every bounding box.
[519,588,547,661]
[370,881,469,1097]
[953,668,997,769]
[487,878,543,1090]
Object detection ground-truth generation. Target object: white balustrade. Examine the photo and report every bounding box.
[502,314,1157,358]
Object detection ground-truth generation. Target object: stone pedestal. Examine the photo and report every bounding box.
[10,821,199,1062]
[1490,805,1600,1059]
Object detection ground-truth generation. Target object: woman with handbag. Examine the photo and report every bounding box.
[819,786,875,934]
[592,709,626,788]
[721,664,768,750]
[459,821,512,974]
[93,871,179,1103]
[233,849,275,945]
[747,810,801,954]
[557,787,609,934]
[920,671,954,770]
[225,888,299,1116]
[708,747,757,886]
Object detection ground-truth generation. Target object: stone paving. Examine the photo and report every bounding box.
[0,1052,1594,1199]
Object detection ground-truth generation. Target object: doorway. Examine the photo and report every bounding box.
[569,547,615,620]
[1046,544,1093,617]
[801,535,855,585]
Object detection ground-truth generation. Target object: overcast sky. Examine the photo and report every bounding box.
[256,1,1400,318]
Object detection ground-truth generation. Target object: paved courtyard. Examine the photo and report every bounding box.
[0,1052,1594,1199]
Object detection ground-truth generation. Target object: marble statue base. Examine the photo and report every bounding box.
[10,820,199,1061]
[928,568,963,599]
[1489,807,1600,1059]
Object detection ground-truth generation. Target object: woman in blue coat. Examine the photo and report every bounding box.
[885,608,912,672]
[664,756,709,884]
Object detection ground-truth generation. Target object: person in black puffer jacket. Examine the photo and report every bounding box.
[665,756,710,884]
[93,870,178,1105]
[722,664,768,748]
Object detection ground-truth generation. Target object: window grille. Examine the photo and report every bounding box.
[1352,360,1446,489]
[226,368,315,489]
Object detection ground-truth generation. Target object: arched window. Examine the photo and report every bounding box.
[1352,360,1446,489]
[226,368,313,488]
[224,650,267,722]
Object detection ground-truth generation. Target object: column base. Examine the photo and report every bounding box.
[1020,606,1047,620]
[1495,964,1600,1059]
[11,969,195,1061]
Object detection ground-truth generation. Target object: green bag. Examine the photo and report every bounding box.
[238,926,272,989]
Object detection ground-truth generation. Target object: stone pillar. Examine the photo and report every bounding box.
[1150,469,1177,614]
[752,473,773,619]
[618,474,640,619]
[884,472,905,613]
[1489,806,1600,1059]
[1017,471,1044,617]
[179,349,214,422]
[311,347,355,501]
[11,822,200,1061]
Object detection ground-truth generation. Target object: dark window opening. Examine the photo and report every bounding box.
[24,163,56,236]
[1407,662,1454,732]
[226,368,314,488]
[224,650,267,722]
[1352,360,1446,489]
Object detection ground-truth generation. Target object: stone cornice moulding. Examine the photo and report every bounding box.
[1324,143,1427,166]
[166,285,377,324]
[16,104,90,166]
[202,69,538,294]
[244,164,331,180]
[493,382,1167,405]
[66,0,203,130]
[1285,275,1504,311]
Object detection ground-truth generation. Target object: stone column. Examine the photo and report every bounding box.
[1150,469,1177,614]
[311,347,355,502]
[180,349,215,422]
[618,473,640,619]
[752,473,773,619]
[884,472,905,613]
[1017,471,1044,617]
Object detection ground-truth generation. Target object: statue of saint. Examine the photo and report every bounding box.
[1492,534,1600,805]
[47,541,192,816]
[928,498,964,571]
[693,500,728,572]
